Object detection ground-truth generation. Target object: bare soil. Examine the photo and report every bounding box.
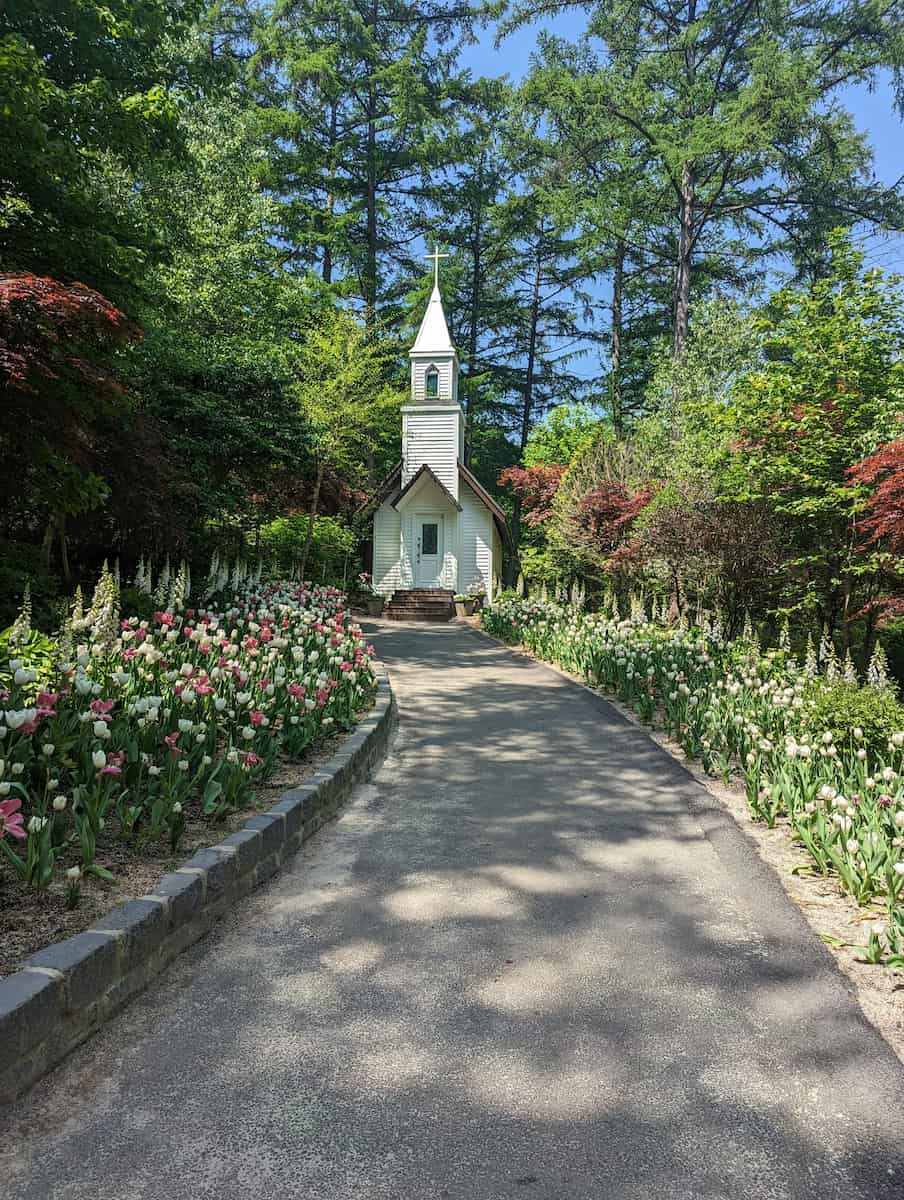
[0,729,349,978]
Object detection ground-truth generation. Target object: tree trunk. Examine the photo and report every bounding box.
[322,100,338,284]
[299,463,325,580]
[464,155,485,466]
[672,160,695,358]
[611,240,624,433]
[57,515,71,585]
[41,517,55,567]
[507,243,544,582]
[364,15,378,326]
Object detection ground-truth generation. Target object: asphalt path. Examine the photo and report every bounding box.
[2,621,904,1199]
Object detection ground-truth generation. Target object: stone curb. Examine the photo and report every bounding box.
[0,665,396,1105]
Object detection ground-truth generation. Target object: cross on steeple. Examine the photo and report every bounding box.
[425,243,450,288]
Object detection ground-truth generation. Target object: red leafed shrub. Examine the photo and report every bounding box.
[849,439,904,553]
[498,464,567,526]
[0,273,140,395]
[605,539,645,575]
[575,481,657,553]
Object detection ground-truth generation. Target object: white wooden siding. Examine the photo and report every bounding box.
[373,501,402,595]
[458,483,492,595]
[411,359,457,403]
[441,512,458,590]
[402,408,460,498]
[399,513,414,588]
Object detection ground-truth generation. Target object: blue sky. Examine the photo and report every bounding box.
[450,14,904,385]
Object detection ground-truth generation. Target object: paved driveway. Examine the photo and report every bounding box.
[2,622,903,1199]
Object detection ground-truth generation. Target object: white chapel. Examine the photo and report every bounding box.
[368,248,508,606]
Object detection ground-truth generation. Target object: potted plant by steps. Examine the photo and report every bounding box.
[356,572,385,616]
[454,593,476,617]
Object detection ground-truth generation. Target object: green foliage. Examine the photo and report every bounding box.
[636,298,762,481]
[253,0,474,316]
[5,0,904,640]
[294,312,403,484]
[0,541,60,630]
[118,586,157,623]
[524,404,602,467]
[259,515,356,584]
[0,626,56,688]
[722,234,904,626]
[801,680,904,761]
[0,0,200,301]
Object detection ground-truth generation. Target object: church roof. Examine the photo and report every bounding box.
[392,463,462,511]
[458,462,511,547]
[410,284,455,357]
[354,461,401,517]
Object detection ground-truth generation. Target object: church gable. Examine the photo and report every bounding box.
[393,463,461,512]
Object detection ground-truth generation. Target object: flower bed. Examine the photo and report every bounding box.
[483,597,904,967]
[0,573,376,960]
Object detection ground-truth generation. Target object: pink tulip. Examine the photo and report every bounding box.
[0,797,26,841]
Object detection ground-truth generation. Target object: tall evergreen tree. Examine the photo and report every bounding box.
[504,0,904,356]
[253,0,475,322]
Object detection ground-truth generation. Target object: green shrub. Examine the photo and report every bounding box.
[801,679,904,759]
[0,539,61,630]
[0,626,57,689]
[119,586,157,621]
[257,515,356,586]
[879,621,904,691]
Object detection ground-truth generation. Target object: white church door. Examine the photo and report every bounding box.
[414,514,443,586]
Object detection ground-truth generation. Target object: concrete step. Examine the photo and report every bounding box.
[384,589,455,623]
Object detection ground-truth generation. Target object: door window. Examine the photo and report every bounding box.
[422,523,438,555]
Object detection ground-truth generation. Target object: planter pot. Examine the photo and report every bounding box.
[366,597,385,616]
[455,601,468,618]
[464,599,476,616]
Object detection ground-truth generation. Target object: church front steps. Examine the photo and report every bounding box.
[383,589,455,622]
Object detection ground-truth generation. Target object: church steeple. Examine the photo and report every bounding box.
[411,283,455,355]
[409,245,459,405]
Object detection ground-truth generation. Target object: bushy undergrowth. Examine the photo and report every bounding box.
[483,597,904,967]
[800,681,904,761]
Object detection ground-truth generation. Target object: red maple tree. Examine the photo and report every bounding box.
[498,464,567,526]
[575,481,658,554]
[848,439,904,553]
[0,272,139,396]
